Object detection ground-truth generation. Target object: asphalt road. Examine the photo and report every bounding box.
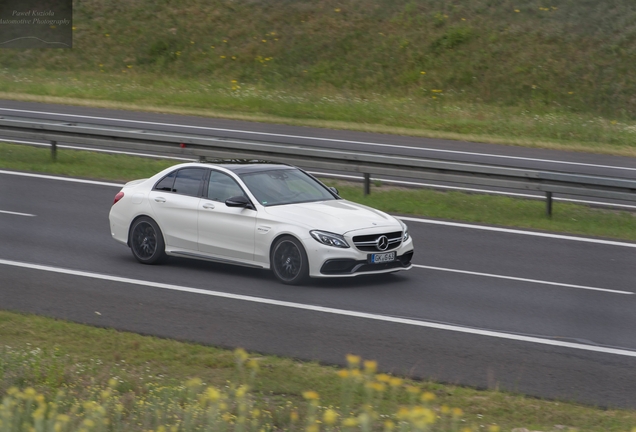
[2,170,636,408]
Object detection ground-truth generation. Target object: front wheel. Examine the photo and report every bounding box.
[129,217,166,264]
[271,236,309,285]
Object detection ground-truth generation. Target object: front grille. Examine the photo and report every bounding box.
[320,251,413,275]
[352,231,403,252]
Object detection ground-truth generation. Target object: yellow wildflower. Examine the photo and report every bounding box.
[346,354,361,366]
[376,373,391,382]
[235,348,249,361]
[406,385,420,395]
[337,369,350,378]
[389,377,402,387]
[363,360,377,374]
[206,387,220,402]
[421,392,436,402]
[303,390,319,400]
[323,409,338,425]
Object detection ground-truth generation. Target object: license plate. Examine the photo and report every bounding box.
[369,251,396,264]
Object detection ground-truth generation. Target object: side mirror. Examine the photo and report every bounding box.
[225,195,254,209]
[328,186,339,196]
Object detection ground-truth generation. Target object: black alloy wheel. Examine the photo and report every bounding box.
[271,236,309,285]
[130,217,166,264]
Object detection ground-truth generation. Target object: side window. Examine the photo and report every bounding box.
[207,170,245,202]
[154,171,176,192]
[173,168,205,197]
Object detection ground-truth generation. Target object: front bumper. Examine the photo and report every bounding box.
[320,251,413,275]
[305,233,414,278]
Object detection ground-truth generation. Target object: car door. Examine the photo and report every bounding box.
[148,167,205,251]
[197,169,257,262]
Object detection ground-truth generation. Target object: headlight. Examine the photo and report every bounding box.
[310,230,350,248]
[399,220,410,241]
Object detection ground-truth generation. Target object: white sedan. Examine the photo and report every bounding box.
[108,161,414,284]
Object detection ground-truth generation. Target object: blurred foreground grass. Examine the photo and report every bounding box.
[2,311,636,431]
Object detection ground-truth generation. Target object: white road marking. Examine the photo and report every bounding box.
[2,169,636,247]
[1,107,635,172]
[1,257,635,357]
[0,209,35,217]
[414,264,633,295]
[399,216,636,248]
[0,169,123,187]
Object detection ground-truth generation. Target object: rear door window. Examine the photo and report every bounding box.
[154,168,205,197]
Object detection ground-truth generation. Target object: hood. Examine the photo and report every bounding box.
[262,200,399,234]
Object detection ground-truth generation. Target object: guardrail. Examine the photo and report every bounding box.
[1,115,636,216]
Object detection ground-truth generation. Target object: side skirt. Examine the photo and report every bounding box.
[167,250,265,269]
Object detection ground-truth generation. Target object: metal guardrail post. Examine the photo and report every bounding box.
[2,116,636,206]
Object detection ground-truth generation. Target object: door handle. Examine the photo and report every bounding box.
[202,203,215,209]
[154,197,166,203]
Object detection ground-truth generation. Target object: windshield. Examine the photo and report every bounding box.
[239,168,336,206]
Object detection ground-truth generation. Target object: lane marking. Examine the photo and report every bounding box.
[1,257,635,358]
[414,264,633,295]
[0,209,35,217]
[2,107,636,173]
[399,216,636,248]
[2,169,636,248]
[0,169,123,187]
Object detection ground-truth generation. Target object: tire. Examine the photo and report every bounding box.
[129,217,166,264]
[270,236,309,285]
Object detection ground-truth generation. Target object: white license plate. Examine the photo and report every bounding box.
[369,251,396,263]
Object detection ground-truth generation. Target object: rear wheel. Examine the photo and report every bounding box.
[130,217,166,264]
[271,236,309,285]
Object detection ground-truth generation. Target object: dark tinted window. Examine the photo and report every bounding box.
[173,168,205,197]
[207,171,246,202]
[154,171,176,192]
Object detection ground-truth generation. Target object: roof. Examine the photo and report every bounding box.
[199,159,294,174]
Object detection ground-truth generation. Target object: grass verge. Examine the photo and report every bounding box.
[2,310,636,431]
[2,141,636,242]
[2,72,636,158]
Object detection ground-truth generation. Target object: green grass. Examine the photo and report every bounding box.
[3,71,636,158]
[2,310,636,431]
[2,0,636,155]
[2,141,636,242]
